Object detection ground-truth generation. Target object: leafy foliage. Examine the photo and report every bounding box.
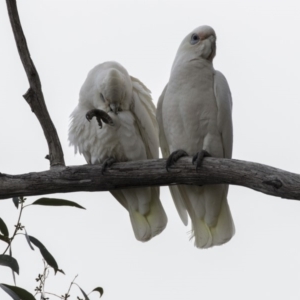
[28,236,63,274]
[24,230,34,250]
[12,197,19,209]
[0,235,9,244]
[0,255,19,274]
[32,198,86,209]
[0,284,35,300]
[0,218,9,237]
[77,284,90,300]
[92,287,104,298]
[0,196,104,299]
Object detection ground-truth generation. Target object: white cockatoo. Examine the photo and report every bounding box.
[69,61,167,242]
[157,25,235,248]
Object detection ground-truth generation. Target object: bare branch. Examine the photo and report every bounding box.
[6,0,65,168]
[0,157,299,201]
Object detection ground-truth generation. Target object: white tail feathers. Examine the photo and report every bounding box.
[112,187,167,242]
[171,184,234,248]
[130,210,152,241]
[145,187,168,237]
[210,197,235,246]
[191,197,235,248]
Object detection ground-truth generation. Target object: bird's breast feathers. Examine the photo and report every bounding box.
[163,60,221,154]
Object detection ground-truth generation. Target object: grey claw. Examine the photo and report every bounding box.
[166,149,188,172]
[101,157,116,175]
[193,150,211,171]
[85,109,114,129]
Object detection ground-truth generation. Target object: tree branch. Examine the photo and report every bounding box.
[3,3,300,202]
[6,0,65,168]
[0,157,299,201]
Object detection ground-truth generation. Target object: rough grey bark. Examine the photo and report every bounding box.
[6,0,65,168]
[0,157,300,201]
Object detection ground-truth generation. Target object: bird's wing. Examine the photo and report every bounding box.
[68,103,101,164]
[214,70,233,159]
[111,76,167,241]
[157,84,188,225]
[130,76,159,159]
[156,85,170,158]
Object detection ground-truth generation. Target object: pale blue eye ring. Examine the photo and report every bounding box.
[190,33,199,45]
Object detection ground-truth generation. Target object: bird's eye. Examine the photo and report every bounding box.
[190,33,199,45]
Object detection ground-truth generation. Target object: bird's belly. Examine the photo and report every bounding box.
[163,83,223,157]
[90,111,147,163]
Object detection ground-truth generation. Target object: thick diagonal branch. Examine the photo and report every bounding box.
[0,157,300,201]
[6,0,65,168]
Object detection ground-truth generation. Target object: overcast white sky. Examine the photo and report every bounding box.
[1,0,300,299]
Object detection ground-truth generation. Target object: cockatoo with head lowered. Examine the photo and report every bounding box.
[157,25,235,248]
[69,61,167,242]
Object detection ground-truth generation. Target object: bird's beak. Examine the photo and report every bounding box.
[207,36,216,61]
[110,103,119,115]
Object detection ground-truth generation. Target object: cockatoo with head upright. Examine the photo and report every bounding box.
[157,25,235,248]
[69,61,167,242]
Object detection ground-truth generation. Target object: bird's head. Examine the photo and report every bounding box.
[100,68,126,115]
[177,25,217,62]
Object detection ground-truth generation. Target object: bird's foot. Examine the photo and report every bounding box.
[166,149,188,172]
[192,150,211,171]
[101,157,116,175]
[86,109,114,129]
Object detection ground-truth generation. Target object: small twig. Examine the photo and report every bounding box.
[41,260,48,298]
[35,261,61,299]
[63,274,78,299]
[43,291,62,299]
[5,0,65,168]
[2,199,24,255]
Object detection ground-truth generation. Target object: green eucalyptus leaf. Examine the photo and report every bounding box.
[0,235,9,244]
[77,285,90,300]
[0,255,19,274]
[12,197,19,209]
[92,287,104,298]
[0,218,9,237]
[24,230,34,250]
[28,236,60,274]
[9,248,16,285]
[0,284,18,300]
[32,198,85,209]
[0,284,35,300]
